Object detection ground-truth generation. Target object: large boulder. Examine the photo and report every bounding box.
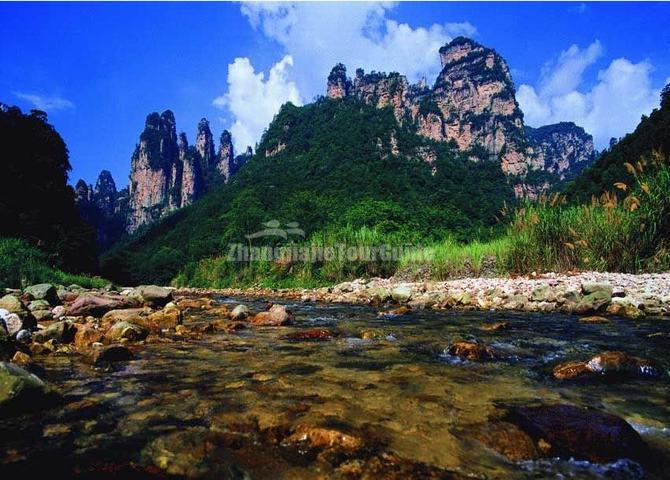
[582,281,614,297]
[28,300,51,312]
[73,323,105,348]
[250,304,294,326]
[105,321,149,342]
[0,362,57,417]
[502,404,650,464]
[67,294,138,317]
[132,285,173,308]
[0,295,25,315]
[24,283,59,305]
[33,321,77,344]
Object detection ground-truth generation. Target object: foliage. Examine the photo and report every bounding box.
[564,88,670,201]
[102,98,515,285]
[506,153,670,273]
[0,103,97,272]
[0,238,107,290]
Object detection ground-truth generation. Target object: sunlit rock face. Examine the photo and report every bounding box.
[526,122,596,180]
[326,36,596,191]
[122,113,250,233]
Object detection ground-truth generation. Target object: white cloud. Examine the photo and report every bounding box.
[13,92,74,111]
[212,55,302,152]
[517,42,661,149]
[216,2,474,151]
[240,2,472,95]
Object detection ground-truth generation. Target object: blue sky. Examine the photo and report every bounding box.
[1,2,669,188]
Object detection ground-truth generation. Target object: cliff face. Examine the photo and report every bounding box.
[326,36,594,185]
[79,111,251,241]
[525,122,595,180]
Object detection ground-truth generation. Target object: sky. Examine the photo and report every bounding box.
[1,2,669,188]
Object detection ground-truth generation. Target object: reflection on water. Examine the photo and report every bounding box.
[1,297,669,479]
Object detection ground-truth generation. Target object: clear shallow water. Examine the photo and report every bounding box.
[1,297,669,479]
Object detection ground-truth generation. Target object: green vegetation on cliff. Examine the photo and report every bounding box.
[102,98,514,285]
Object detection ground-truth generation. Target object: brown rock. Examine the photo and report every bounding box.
[578,315,611,324]
[553,351,662,380]
[74,323,105,348]
[283,328,334,342]
[446,341,494,361]
[92,345,134,364]
[285,425,364,453]
[503,404,650,464]
[475,421,539,461]
[250,304,293,326]
[176,297,214,310]
[378,306,411,316]
[101,308,153,329]
[11,351,31,365]
[480,321,509,331]
[105,321,149,342]
[68,294,138,317]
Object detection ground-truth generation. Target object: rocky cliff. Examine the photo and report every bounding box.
[77,111,250,243]
[525,122,595,180]
[326,36,594,186]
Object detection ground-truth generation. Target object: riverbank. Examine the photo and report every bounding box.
[180,271,670,319]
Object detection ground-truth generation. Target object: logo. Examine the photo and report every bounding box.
[244,220,305,241]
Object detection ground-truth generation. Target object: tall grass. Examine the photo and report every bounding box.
[506,152,670,273]
[0,238,109,290]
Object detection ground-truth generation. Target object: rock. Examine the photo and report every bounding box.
[105,321,149,342]
[446,341,495,361]
[530,285,555,302]
[606,302,644,319]
[176,297,214,310]
[32,310,53,322]
[33,321,77,344]
[100,307,152,329]
[11,351,31,365]
[68,294,138,317]
[0,294,25,315]
[578,315,611,324]
[15,329,32,344]
[142,428,223,478]
[379,306,411,317]
[145,305,183,330]
[51,305,67,318]
[553,351,662,380]
[391,285,412,303]
[230,304,250,321]
[552,361,594,380]
[283,328,334,341]
[475,421,540,461]
[284,424,364,453]
[28,299,51,311]
[74,323,105,347]
[92,345,133,365]
[582,281,614,297]
[0,362,56,417]
[480,321,509,331]
[250,304,294,326]
[575,290,611,314]
[3,313,24,336]
[132,285,173,307]
[368,287,391,304]
[503,404,650,464]
[24,283,59,305]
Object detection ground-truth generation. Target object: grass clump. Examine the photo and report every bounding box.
[0,238,109,290]
[506,152,670,273]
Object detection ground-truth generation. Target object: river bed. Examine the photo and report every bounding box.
[1,296,669,479]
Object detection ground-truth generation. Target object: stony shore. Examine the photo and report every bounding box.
[182,271,670,319]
